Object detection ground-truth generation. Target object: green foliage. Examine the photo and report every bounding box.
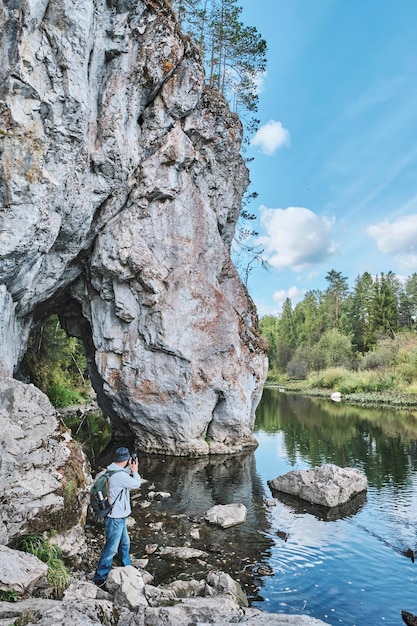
[46,383,86,408]
[63,410,113,467]
[348,271,374,352]
[359,337,400,371]
[317,328,353,369]
[21,314,90,407]
[308,368,395,394]
[260,269,417,394]
[396,342,417,383]
[173,0,267,138]
[0,589,18,602]
[12,611,41,626]
[286,350,309,380]
[367,272,400,344]
[14,534,70,599]
[324,269,349,328]
[265,369,287,384]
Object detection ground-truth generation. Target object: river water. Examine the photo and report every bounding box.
[83,389,417,626]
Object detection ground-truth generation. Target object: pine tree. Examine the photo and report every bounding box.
[368,273,400,343]
[400,273,417,329]
[293,290,324,345]
[325,269,349,328]
[348,272,374,352]
[173,0,267,136]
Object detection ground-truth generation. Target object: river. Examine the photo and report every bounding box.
[82,389,417,626]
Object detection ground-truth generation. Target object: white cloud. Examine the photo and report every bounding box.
[272,286,305,311]
[367,214,417,273]
[254,300,281,318]
[391,253,417,274]
[366,214,417,254]
[258,206,338,271]
[253,71,267,94]
[250,120,290,155]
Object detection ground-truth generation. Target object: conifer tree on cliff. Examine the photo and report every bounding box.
[173,0,267,137]
[173,1,267,282]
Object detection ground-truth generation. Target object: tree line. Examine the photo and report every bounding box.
[260,270,417,380]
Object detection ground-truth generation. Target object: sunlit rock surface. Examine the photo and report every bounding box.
[268,464,368,508]
[0,0,268,455]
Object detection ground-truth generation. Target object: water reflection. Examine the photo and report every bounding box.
[93,440,276,600]
[256,388,417,489]
[253,389,417,625]
[68,392,417,624]
[269,489,367,522]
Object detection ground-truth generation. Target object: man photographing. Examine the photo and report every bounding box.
[93,447,141,587]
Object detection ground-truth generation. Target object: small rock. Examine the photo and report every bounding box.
[204,543,222,554]
[205,503,247,528]
[148,491,171,500]
[158,546,209,560]
[131,558,149,569]
[276,530,289,542]
[145,544,158,555]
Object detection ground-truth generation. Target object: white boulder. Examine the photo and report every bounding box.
[268,464,367,508]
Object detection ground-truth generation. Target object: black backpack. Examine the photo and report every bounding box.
[90,469,122,517]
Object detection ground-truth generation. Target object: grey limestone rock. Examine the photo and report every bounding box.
[205,503,247,528]
[0,563,330,625]
[0,0,267,456]
[0,545,48,597]
[268,463,368,508]
[0,378,89,545]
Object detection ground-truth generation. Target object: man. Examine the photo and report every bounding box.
[93,446,141,587]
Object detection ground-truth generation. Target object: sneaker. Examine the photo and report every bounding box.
[94,579,107,588]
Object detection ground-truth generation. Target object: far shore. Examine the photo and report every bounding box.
[265,381,417,412]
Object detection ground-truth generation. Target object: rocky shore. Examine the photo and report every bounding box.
[0,542,330,626]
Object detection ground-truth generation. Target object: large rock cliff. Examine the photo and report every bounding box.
[0,0,268,458]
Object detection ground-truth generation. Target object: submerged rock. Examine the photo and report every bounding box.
[268,464,367,508]
[205,503,247,528]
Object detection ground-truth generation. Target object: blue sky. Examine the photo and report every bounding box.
[238,0,417,317]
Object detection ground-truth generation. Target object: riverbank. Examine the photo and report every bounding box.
[267,380,417,411]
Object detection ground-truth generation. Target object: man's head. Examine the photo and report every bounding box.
[114,447,130,464]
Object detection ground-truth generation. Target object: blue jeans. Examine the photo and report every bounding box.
[93,517,131,583]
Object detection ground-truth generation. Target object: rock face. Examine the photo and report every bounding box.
[0,378,89,545]
[268,464,368,508]
[0,0,267,455]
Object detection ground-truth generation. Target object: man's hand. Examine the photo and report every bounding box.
[129,457,139,473]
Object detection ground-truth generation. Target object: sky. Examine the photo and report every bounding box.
[237,0,417,317]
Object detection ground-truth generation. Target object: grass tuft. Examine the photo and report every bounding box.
[15,534,71,599]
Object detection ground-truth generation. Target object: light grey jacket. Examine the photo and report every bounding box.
[106,462,141,518]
